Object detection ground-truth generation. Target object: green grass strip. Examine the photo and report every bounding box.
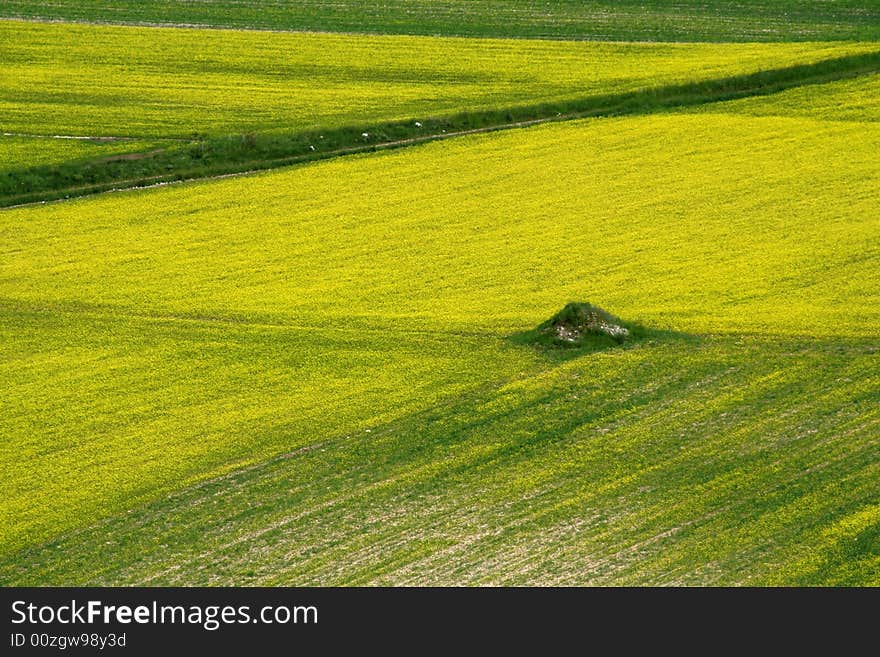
[3,48,879,208]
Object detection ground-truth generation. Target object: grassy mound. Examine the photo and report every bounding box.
[519,302,642,348]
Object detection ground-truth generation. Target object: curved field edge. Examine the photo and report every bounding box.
[6,48,880,207]
[3,19,879,205]
[2,334,877,586]
[2,0,880,42]
[689,71,880,122]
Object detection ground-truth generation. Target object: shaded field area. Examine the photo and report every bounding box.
[3,333,876,586]
[3,0,880,41]
[2,92,878,582]
[0,305,540,554]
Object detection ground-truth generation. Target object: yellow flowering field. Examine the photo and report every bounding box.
[2,91,877,583]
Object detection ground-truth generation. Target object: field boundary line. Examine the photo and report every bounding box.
[4,48,880,208]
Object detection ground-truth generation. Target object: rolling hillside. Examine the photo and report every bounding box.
[1,1,878,587]
[2,86,878,583]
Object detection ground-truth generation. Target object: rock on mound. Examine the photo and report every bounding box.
[538,302,631,345]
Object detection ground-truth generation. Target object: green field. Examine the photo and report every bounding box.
[1,5,879,586]
[3,0,879,41]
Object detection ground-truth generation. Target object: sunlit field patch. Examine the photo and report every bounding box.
[2,20,873,142]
